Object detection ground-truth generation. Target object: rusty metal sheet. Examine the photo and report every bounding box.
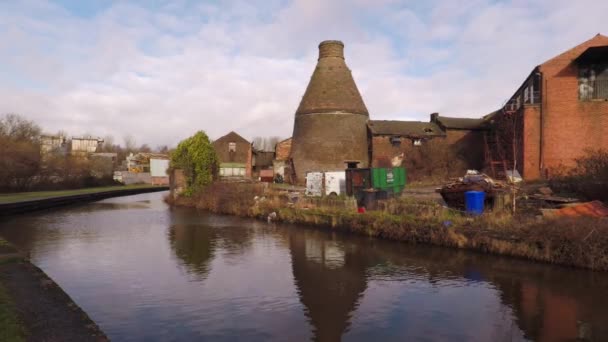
[554,201,608,218]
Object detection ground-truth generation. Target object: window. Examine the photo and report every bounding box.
[390,136,401,147]
[579,63,608,100]
[229,142,236,152]
[413,139,422,146]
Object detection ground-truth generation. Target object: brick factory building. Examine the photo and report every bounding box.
[275,34,608,184]
[486,34,608,180]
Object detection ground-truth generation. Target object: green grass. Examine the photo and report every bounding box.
[0,184,162,204]
[0,281,26,342]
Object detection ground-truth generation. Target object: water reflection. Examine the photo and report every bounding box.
[290,230,369,341]
[1,193,608,341]
[169,222,216,278]
[167,208,258,278]
[286,228,608,341]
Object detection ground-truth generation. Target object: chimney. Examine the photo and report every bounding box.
[318,40,344,60]
[430,112,439,123]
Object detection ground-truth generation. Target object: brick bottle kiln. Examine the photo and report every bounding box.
[289,40,370,183]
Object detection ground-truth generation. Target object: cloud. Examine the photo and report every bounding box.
[0,0,606,147]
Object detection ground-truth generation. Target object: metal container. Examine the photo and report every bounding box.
[346,168,406,195]
[370,167,406,195]
[465,191,485,216]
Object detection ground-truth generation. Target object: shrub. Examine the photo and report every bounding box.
[170,131,219,196]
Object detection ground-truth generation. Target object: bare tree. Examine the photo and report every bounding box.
[124,135,136,153]
[0,114,42,191]
[102,135,116,152]
[252,136,264,151]
[156,145,170,154]
[139,144,152,153]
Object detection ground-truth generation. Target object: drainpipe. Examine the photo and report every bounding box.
[538,70,545,177]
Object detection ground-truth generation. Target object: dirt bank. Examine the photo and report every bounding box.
[0,241,108,341]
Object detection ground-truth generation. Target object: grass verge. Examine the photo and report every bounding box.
[0,238,26,342]
[0,281,25,342]
[0,184,162,204]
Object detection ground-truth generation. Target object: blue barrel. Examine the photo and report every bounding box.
[465,191,485,216]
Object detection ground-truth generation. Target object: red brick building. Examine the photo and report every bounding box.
[487,34,608,180]
[367,119,445,168]
[212,131,253,178]
[368,114,488,179]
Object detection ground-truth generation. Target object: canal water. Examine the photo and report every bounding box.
[1,192,607,341]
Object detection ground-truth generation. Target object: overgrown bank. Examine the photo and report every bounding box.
[168,182,608,271]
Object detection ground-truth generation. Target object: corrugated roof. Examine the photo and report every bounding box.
[368,120,445,137]
[434,116,490,130]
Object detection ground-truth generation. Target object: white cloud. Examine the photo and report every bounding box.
[0,0,606,147]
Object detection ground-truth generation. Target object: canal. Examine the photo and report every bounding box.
[1,192,607,341]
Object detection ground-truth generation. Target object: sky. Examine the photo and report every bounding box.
[1,0,606,147]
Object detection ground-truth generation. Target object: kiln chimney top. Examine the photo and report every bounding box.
[318,40,344,59]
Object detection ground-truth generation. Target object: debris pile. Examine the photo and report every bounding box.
[438,171,511,211]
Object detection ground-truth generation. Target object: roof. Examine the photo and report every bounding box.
[433,116,490,130]
[213,131,250,145]
[296,41,369,116]
[368,120,445,137]
[541,33,608,66]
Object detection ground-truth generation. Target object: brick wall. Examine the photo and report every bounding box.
[488,35,608,180]
[370,129,485,181]
[539,35,608,178]
[370,136,418,168]
[444,129,486,171]
[523,106,541,179]
[170,169,186,198]
[275,138,292,161]
[246,146,253,178]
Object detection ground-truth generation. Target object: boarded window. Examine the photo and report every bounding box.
[229,142,236,152]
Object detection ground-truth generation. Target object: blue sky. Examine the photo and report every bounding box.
[1,0,606,147]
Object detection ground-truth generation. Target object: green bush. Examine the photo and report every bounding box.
[170,131,219,196]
